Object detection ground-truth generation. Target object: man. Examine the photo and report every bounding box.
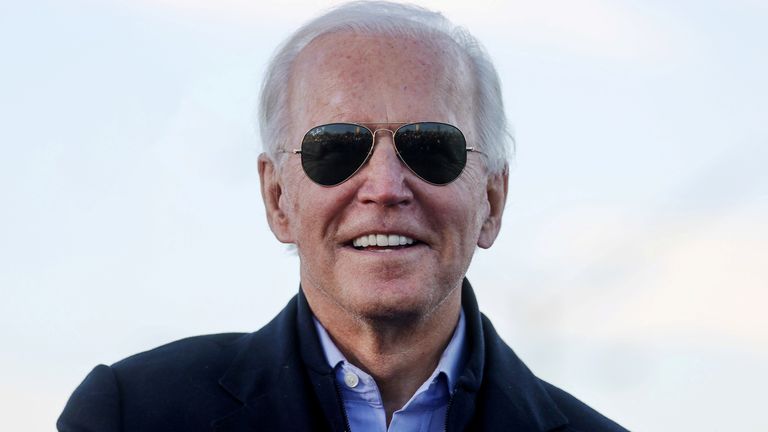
[59,2,626,431]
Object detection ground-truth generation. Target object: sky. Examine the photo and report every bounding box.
[1,0,767,430]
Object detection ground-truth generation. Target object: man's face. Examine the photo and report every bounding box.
[261,32,505,322]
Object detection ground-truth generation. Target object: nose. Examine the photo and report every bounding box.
[356,129,413,206]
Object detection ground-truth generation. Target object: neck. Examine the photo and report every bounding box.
[306,285,462,423]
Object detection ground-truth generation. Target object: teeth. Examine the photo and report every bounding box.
[352,233,416,247]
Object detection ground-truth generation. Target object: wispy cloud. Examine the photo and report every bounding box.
[117,0,696,63]
[518,201,768,347]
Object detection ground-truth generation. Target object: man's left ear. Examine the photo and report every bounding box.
[477,165,508,249]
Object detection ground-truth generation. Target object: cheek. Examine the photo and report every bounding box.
[281,177,356,248]
[459,167,491,223]
[278,168,314,242]
[449,189,490,248]
[452,173,488,219]
[430,187,487,247]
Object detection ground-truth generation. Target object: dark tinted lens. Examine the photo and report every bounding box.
[394,122,467,184]
[301,123,373,186]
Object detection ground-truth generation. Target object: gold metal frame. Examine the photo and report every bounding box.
[279,121,482,186]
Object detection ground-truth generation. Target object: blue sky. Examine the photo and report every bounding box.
[1,0,767,429]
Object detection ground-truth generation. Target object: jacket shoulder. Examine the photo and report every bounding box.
[112,332,246,372]
[59,296,304,432]
[108,332,251,407]
[476,312,627,431]
[540,381,628,432]
[58,333,251,431]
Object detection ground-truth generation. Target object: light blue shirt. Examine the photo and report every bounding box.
[313,311,466,432]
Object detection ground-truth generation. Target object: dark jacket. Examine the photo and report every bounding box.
[58,280,627,431]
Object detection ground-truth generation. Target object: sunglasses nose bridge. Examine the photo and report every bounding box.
[357,127,411,186]
[356,132,414,205]
[370,128,396,144]
[368,127,403,166]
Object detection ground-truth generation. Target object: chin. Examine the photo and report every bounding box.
[342,279,441,323]
[352,301,427,326]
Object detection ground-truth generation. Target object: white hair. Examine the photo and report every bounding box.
[258,0,513,174]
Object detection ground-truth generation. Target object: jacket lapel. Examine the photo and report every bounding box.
[211,281,569,432]
[296,290,351,431]
[452,280,570,431]
[212,294,337,431]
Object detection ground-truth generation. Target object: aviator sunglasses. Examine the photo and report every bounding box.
[280,122,481,186]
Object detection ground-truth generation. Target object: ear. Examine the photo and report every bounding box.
[258,153,294,243]
[477,164,508,249]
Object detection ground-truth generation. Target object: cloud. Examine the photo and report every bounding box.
[618,205,768,344]
[426,0,695,62]
[526,201,768,347]
[111,0,695,63]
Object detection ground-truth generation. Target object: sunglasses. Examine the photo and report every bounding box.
[280,122,481,186]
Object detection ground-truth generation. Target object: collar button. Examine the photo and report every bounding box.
[343,371,360,388]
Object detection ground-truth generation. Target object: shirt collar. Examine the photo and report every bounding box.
[313,309,467,392]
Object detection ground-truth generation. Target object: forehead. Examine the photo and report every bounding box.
[288,31,473,126]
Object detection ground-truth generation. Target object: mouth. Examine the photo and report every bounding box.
[349,233,422,251]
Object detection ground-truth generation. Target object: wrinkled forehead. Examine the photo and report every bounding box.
[287,31,475,127]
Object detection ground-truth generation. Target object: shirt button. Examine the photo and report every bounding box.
[344,371,360,388]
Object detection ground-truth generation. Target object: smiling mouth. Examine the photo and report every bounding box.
[351,233,420,251]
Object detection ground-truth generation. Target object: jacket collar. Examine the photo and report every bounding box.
[455,278,569,431]
[213,290,346,431]
[214,280,569,431]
